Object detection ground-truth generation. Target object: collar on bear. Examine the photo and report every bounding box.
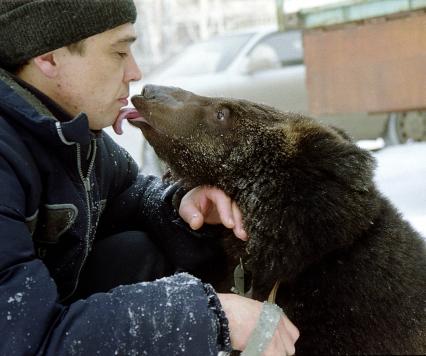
[231,258,281,303]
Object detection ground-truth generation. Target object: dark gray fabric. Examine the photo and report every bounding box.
[0,68,233,355]
[0,0,136,69]
[74,231,174,300]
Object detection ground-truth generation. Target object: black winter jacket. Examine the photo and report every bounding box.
[0,68,231,355]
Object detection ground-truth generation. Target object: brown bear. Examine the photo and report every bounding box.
[130,85,426,355]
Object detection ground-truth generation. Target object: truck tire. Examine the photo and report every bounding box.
[384,111,426,145]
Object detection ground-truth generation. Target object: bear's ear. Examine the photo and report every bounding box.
[291,123,377,192]
[334,142,376,192]
[328,125,353,143]
[325,131,377,193]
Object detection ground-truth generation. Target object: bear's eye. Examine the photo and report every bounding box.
[217,111,226,121]
[211,108,231,127]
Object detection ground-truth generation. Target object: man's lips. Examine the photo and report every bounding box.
[113,107,146,135]
[118,98,129,106]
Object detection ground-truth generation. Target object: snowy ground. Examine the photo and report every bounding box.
[105,123,426,238]
[372,142,426,238]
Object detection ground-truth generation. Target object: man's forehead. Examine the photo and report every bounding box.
[91,23,137,46]
[110,24,137,45]
[111,35,137,46]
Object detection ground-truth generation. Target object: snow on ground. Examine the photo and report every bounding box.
[106,124,426,238]
[372,142,426,238]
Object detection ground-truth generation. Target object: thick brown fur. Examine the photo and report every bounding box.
[131,85,426,355]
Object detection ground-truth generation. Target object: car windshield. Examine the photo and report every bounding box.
[151,33,253,78]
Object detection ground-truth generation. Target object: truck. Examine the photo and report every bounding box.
[289,0,426,144]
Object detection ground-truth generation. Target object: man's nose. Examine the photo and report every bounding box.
[125,52,142,82]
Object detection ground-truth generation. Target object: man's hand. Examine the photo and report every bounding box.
[179,186,248,241]
[218,293,300,355]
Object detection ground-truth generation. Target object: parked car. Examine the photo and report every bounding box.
[129,27,425,174]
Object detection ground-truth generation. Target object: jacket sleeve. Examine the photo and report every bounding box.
[97,135,229,278]
[0,154,232,355]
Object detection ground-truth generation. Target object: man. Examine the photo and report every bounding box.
[0,1,298,355]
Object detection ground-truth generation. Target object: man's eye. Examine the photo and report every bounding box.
[117,52,128,58]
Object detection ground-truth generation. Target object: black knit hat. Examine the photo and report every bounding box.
[0,0,137,69]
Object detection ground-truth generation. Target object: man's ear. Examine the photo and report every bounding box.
[33,52,59,78]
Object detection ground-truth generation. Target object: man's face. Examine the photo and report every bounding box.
[52,23,142,130]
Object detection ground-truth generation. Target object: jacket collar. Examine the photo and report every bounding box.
[0,68,92,146]
[13,75,74,123]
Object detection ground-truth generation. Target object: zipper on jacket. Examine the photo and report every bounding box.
[62,139,97,302]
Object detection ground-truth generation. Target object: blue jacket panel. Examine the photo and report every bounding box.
[0,69,231,355]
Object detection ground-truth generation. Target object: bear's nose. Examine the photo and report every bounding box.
[141,84,157,99]
[142,84,182,100]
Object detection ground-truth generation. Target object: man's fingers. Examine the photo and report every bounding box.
[278,318,297,356]
[178,190,205,230]
[204,187,235,228]
[264,317,297,356]
[232,201,248,241]
[178,186,248,239]
[282,313,300,342]
[188,212,204,230]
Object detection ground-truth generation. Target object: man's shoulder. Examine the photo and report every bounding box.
[0,111,29,151]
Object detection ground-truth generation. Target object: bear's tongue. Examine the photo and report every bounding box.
[113,108,143,135]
